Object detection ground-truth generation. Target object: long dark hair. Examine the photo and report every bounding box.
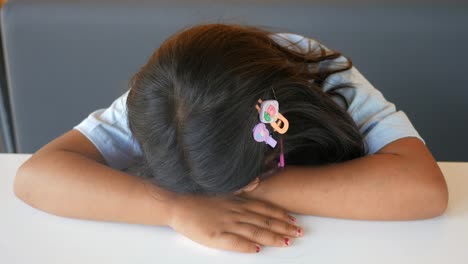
[125,23,366,195]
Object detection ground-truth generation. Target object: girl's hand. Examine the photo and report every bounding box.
[168,194,303,253]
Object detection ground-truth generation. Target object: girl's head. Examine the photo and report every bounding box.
[126,23,366,195]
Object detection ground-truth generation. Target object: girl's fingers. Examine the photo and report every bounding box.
[217,232,261,253]
[237,212,302,238]
[244,200,296,225]
[233,222,292,247]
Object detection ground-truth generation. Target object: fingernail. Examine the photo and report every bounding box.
[284,237,291,246]
[289,216,296,223]
[256,244,261,253]
[297,228,303,237]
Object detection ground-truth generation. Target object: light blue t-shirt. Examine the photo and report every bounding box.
[73,32,424,170]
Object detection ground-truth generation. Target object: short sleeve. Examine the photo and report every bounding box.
[321,63,425,154]
[73,89,143,170]
[271,32,425,155]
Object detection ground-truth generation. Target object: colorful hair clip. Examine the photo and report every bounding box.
[253,98,289,168]
[255,99,289,134]
[252,123,277,148]
[259,100,279,123]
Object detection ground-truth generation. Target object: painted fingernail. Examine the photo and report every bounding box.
[289,216,296,223]
[284,237,291,246]
[297,228,303,237]
[256,244,261,253]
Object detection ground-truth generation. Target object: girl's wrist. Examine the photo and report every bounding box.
[241,166,298,203]
[140,180,180,227]
[167,193,193,229]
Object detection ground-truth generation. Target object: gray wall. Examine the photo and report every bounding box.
[1,0,468,161]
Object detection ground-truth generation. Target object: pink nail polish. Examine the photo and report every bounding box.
[289,216,296,223]
[256,245,261,253]
[284,237,291,246]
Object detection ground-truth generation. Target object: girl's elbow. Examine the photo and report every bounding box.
[419,170,449,219]
[431,176,449,217]
[14,163,37,206]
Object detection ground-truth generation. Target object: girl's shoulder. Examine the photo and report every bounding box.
[73,89,143,170]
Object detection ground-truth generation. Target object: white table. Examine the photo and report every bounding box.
[1,154,467,264]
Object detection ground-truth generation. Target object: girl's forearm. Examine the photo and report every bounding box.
[247,150,448,220]
[14,150,176,226]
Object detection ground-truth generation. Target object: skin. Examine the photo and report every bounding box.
[243,137,449,220]
[13,130,448,254]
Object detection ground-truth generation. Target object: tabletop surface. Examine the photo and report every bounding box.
[1,154,467,264]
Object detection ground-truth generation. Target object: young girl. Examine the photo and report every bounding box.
[14,23,448,254]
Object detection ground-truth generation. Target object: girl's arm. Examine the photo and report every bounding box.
[14,129,302,253]
[245,137,449,220]
[245,38,446,220]
[14,130,175,226]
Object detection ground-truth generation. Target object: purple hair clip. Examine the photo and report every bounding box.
[252,123,277,148]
